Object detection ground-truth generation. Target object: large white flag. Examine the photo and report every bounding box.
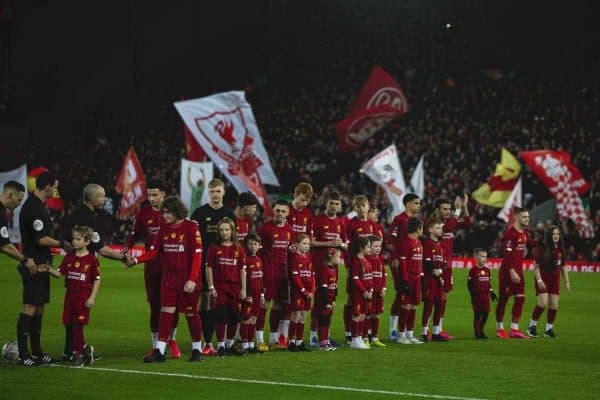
[0,164,27,243]
[174,91,279,214]
[180,159,214,215]
[410,155,425,199]
[497,177,522,223]
[359,145,407,215]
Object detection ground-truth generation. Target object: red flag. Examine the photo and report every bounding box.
[521,150,593,238]
[335,66,409,153]
[184,124,207,162]
[520,151,590,195]
[115,147,147,218]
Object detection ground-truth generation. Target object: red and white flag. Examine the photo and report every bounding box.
[521,150,593,238]
[335,66,409,153]
[359,144,407,215]
[115,147,147,218]
[173,91,279,215]
[497,177,522,225]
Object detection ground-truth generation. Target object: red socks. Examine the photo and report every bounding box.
[495,294,508,323]
[422,301,433,326]
[158,312,174,342]
[532,305,544,321]
[343,305,352,332]
[72,324,84,354]
[371,317,379,338]
[256,307,266,330]
[399,308,408,331]
[511,296,525,323]
[350,320,360,337]
[185,313,202,342]
[269,309,282,332]
[407,309,416,331]
[215,322,226,342]
[547,309,557,324]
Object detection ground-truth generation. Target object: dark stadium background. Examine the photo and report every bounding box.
[0,0,598,259]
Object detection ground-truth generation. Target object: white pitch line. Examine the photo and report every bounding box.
[50,365,492,400]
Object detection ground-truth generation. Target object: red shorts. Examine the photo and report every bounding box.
[265,277,289,303]
[144,260,162,306]
[400,275,422,306]
[390,262,401,291]
[423,276,444,303]
[499,269,525,297]
[62,292,91,325]
[471,293,490,313]
[352,292,373,316]
[241,299,261,320]
[314,287,337,316]
[161,279,200,314]
[289,292,312,312]
[535,271,560,295]
[214,282,241,311]
[442,267,453,292]
[372,294,384,315]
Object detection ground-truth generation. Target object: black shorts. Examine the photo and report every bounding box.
[19,265,50,306]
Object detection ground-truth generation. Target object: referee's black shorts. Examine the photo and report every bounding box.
[18,264,50,306]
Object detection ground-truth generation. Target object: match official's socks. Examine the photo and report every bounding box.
[17,313,33,358]
[30,315,43,356]
[151,332,158,349]
[156,341,167,355]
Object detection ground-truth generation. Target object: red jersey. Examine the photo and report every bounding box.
[366,254,386,291]
[349,256,373,294]
[59,253,100,292]
[422,238,445,277]
[289,252,315,294]
[236,215,251,242]
[440,215,472,260]
[387,212,421,259]
[501,227,536,273]
[318,264,339,290]
[126,206,165,250]
[287,206,313,238]
[206,244,246,284]
[468,265,492,294]
[345,217,375,243]
[143,219,203,286]
[371,221,384,239]
[258,221,293,281]
[245,253,264,297]
[399,237,423,279]
[312,214,347,272]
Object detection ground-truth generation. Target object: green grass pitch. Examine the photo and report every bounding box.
[1,254,599,400]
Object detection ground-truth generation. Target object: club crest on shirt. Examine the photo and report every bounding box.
[75,261,80,269]
[324,225,329,229]
[480,270,485,275]
[171,233,177,239]
[179,234,185,243]
[147,219,153,225]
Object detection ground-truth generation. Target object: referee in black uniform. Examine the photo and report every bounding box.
[17,171,68,365]
[61,183,133,358]
[0,181,33,267]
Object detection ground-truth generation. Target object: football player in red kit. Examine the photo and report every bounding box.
[287,234,315,352]
[42,226,100,366]
[468,248,497,339]
[432,195,471,339]
[123,179,180,359]
[386,193,421,342]
[206,217,247,356]
[527,226,571,338]
[235,192,258,243]
[348,236,373,350]
[309,191,347,347]
[421,218,448,342]
[397,217,424,345]
[367,236,386,347]
[131,196,204,363]
[314,247,342,351]
[240,233,266,353]
[258,200,293,349]
[495,207,538,339]
[344,195,375,344]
